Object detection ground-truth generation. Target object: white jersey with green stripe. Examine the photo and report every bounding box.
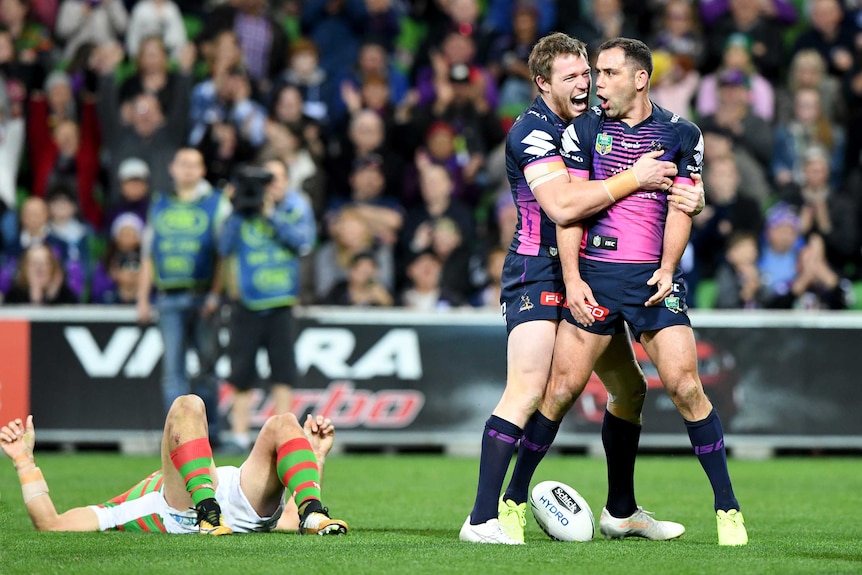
[89,466,285,534]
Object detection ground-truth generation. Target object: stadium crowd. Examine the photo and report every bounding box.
[0,0,861,310]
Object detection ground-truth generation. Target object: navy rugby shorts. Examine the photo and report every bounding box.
[500,252,569,334]
[561,259,691,341]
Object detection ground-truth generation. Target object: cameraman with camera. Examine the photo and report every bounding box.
[136,147,229,446]
[218,158,316,453]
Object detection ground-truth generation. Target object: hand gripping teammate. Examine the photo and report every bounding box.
[0,397,347,536]
[460,33,704,544]
[538,38,747,546]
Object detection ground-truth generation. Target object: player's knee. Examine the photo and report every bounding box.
[260,411,302,438]
[167,394,206,420]
[666,378,703,410]
[607,386,646,421]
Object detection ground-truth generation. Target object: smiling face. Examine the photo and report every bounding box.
[538,53,591,122]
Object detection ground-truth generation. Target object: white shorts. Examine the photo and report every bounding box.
[90,465,285,534]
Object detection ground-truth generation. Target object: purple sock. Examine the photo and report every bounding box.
[685,409,740,511]
[503,410,560,505]
[470,415,523,524]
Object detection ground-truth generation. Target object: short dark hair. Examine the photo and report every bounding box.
[598,37,653,79]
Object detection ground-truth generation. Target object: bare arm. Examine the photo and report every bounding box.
[1,416,100,531]
[645,204,692,307]
[533,150,677,226]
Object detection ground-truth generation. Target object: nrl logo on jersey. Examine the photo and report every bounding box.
[596,133,613,155]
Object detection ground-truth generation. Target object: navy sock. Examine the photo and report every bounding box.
[503,410,560,505]
[603,410,640,518]
[470,415,523,524]
[685,409,739,512]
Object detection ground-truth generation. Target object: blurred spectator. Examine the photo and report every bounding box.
[791,0,856,78]
[92,247,141,304]
[28,87,101,227]
[777,145,858,274]
[651,0,704,69]
[119,36,183,119]
[325,108,404,202]
[55,0,128,62]
[486,1,542,119]
[699,69,773,173]
[103,157,150,230]
[3,243,77,304]
[699,0,797,28]
[691,153,764,285]
[484,0,556,37]
[759,202,805,307]
[29,0,59,30]
[313,205,394,301]
[0,37,26,226]
[329,153,403,246]
[126,0,187,61]
[781,233,852,309]
[45,182,92,297]
[400,162,475,262]
[399,248,465,309]
[192,65,264,186]
[268,83,326,163]
[415,30,499,111]
[703,0,786,82]
[257,121,324,219]
[95,42,192,201]
[338,38,409,111]
[714,231,768,309]
[90,211,143,303]
[319,250,394,307]
[771,87,845,189]
[199,0,288,96]
[567,0,637,61]
[411,57,504,208]
[702,127,771,206]
[649,49,700,119]
[696,33,774,122]
[475,245,506,309]
[0,0,55,71]
[428,215,478,303]
[272,38,339,131]
[300,0,369,80]
[777,49,845,125]
[402,120,485,208]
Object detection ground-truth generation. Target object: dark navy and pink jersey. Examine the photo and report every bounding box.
[561,103,704,264]
[504,96,571,257]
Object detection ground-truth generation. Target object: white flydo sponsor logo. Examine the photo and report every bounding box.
[560,126,583,162]
[521,130,556,156]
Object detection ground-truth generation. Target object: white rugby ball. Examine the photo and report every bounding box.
[530,480,595,542]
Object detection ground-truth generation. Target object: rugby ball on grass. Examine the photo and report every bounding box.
[530,480,595,542]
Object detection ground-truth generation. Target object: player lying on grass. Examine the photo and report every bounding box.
[0,395,347,536]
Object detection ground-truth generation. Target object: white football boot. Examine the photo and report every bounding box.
[459,516,524,544]
[599,506,685,540]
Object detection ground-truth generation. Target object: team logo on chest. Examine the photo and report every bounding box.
[596,133,613,155]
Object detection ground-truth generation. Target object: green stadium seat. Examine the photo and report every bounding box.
[851,282,862,310]
[695,279,718,309]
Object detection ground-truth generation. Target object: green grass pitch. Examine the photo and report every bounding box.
[0,453,860,574]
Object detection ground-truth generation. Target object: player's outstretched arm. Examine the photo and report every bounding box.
[534,150,677,226]
[1,416,100,531]
[274,414,335,532]
[668,173,706,216]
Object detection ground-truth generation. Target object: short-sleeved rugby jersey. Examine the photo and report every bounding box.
[561,103,704,263]
[505,96,572,256]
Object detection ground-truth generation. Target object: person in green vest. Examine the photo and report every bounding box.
[136,147,230,446]
[218,157,316,453]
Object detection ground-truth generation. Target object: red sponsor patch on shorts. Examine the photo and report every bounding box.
[541,291,565,306]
